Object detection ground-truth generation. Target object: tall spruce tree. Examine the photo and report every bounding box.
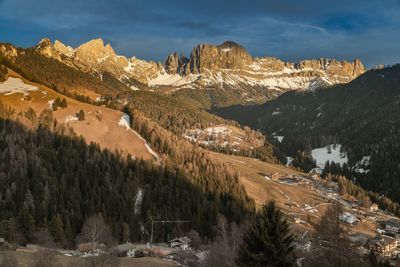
[236,201,295,267]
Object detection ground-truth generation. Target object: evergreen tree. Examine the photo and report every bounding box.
[77,110,85,121]
[60,98,67,108]
[236,201,295,267]
[50,214,65,246]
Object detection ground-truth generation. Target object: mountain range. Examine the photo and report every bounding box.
[35,38,365,105]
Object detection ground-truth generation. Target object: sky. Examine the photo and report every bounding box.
[1,0,399,68]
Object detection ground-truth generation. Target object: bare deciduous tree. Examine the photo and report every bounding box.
[303,201,365,267]
[204,214,246,267]
[77,214,114,267]
[77,214,113,250]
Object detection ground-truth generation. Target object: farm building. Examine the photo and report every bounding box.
[169,237,191,250]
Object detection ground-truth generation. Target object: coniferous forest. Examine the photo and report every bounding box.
[0,102,253,248]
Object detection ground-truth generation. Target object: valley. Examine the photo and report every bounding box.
[0,7,399,265]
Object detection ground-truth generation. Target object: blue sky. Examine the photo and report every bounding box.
[1,0,399,67]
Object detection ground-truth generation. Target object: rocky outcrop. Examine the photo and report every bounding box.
[0,43,18,59]
[294,58,365,78]
[164,52,179,74]
[184,41,252,74]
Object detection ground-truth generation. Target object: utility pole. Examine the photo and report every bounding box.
[150,217,191,245]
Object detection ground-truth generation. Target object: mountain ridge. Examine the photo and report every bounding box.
[34,38,365,104]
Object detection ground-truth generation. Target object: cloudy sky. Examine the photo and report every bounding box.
[1,0,399,67]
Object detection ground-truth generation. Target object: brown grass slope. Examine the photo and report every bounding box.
[0,68,153,160]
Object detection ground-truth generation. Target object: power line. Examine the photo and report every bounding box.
[150,217,191,245]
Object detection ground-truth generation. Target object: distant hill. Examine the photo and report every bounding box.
[215,64,400,203]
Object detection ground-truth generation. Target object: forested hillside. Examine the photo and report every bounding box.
[215,64,400,204]
[0,102,254,248]
[0,43,279,162]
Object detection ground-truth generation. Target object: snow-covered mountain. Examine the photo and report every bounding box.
[36,38,365,102]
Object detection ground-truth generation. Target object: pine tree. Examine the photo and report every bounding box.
[50,214,65,246]
[236,201,295,267]
[60,98,67,108]
[77,110,85,121]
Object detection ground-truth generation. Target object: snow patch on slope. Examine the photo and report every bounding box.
[64,115,78,123]
[148,73,199,87]
[118,114,160,160]
[47,99,55,109]
[0,78,39,96]
[134,188,144,214]
[353,156,371,174]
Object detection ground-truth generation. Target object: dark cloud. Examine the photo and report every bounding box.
[0,0,399,67]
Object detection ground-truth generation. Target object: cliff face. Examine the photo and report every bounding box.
[164,41,253,75]
[160,41,364,79]
[34,38,365,103]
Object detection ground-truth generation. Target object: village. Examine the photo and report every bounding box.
[266,168,400,265]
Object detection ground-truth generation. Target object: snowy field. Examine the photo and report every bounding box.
[311,144,348,168]
[0,78,39,95]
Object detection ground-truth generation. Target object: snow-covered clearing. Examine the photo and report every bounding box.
[273,135,284,143]
[118,114,160,160]
[311,144,348,169]
[0,78,39,95]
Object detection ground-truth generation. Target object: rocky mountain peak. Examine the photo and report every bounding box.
[36,38,53,51]
[74,38,116,64]
[37,38,52,48]
[36,38,62,59]
[53,40,74,57]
